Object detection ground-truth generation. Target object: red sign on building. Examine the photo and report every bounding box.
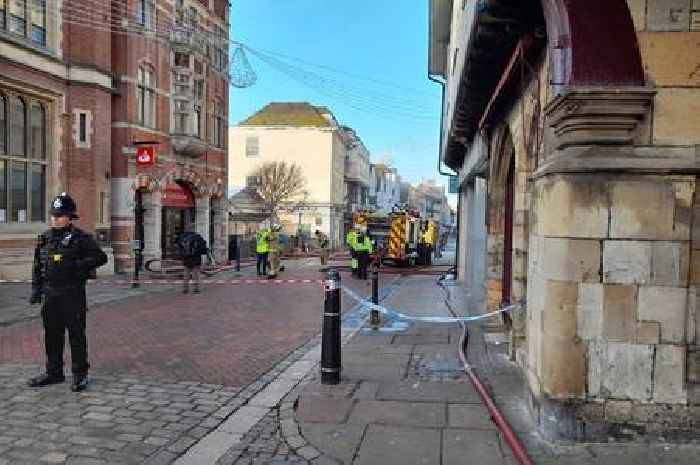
[136,146,156,166]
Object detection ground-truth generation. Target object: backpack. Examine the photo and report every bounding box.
[180,233,207,257]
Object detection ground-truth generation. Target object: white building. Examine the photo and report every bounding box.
[228,102,347,247]
[369,164,401,211]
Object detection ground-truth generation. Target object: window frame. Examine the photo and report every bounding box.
[245,136,259,158]
[0,91,48,224]
[137,66,157,128]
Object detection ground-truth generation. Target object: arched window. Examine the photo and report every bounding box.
[10,97,25,157]
[30,103,44,159]
[137,66,156,128]
[0,96,47,224]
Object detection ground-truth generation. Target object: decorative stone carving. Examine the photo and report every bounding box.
[544,87,655,150]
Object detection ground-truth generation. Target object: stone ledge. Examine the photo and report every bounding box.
[545,87,655,150]
[534,145,699,178]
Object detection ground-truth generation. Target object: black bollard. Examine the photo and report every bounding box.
[370,264,380,327]
[321,269,341,385]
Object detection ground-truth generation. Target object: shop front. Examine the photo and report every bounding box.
[160,182,196,258]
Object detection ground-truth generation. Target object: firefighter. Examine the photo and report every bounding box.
[346,227,359,277]
[28,193,108,392]
[256,226,271,276]
[267,224,283,279]
[354,231,374,280]
[314,230,330,266]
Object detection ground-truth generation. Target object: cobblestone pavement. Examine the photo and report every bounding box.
[0,257,392,464]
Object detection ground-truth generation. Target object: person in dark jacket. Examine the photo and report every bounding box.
[176,229,208,294]
[29,193,108,392]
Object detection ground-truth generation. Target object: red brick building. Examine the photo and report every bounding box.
[0,0,229,277]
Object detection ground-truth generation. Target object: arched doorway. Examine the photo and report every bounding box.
[161,181,196,258]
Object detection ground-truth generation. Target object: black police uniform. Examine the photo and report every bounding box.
[29,194,107,391]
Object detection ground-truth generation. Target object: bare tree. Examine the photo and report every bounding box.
[252,161,307,219]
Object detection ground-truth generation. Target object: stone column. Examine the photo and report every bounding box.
[528,87,700,440]
[142,191,162,263]
[195,195,211,243]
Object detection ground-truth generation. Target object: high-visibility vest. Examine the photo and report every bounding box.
[256,229,270,253]
[354,236,373,253]
[346,230,358,248]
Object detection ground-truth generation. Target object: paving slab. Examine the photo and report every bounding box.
[448,403,497,430]
[341,364,406,382]
[347,400,445,427]
[354,425,440,465]
[392,334,449,345]
[296,397,355,423]
[442,429,505,465]
[376,381,481,403]
[299,423,366,464]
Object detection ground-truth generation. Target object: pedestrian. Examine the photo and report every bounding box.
[176,228,208,294]
[256,226,270,276]
[28,192,108,392]
[346,227,358,277]
[314,230,330,266]
[267,224,282,279]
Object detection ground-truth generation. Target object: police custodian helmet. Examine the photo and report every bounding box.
[49,192,79,219]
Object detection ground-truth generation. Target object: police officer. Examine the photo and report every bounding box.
[28,193,108,392]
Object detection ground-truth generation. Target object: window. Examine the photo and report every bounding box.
[30,0,44,45]
[137,0,155,30]
[246,176,261,188]
[99,192,106,224]
[0,92,46,223]
[30,103,44,159]
[194,107,201,137]
[10,160,25,222]
[8,0,25,36]
[30,162,43,221]
[245,136,259,157]
[0,161,5,222]
[174,52,190,68]
[10,97,24,157]
[212,101,225,148]
[137,66,156,128]
[0,95,5,154]
[78,113,86,143]
[0,0,6,29]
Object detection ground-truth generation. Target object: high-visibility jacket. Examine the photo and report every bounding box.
[256,228,270,253]
[354,235,374,253]
[346,230,358,249]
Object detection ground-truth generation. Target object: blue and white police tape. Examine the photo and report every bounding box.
[341,286,524,324]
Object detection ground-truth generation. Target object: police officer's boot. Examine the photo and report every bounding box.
[28,372,65,387]
[71,374,88,392]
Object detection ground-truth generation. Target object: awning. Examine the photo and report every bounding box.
[162,182,195,208]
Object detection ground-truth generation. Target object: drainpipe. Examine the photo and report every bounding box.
[428,73,459,273]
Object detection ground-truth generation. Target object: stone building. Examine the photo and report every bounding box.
[429,0,700,439]
[368,163,401,211]
[0,0,230,278]
[342,125,371,231]
[228,103,348,248]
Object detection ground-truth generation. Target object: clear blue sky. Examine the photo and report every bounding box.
[229,0,452,195]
